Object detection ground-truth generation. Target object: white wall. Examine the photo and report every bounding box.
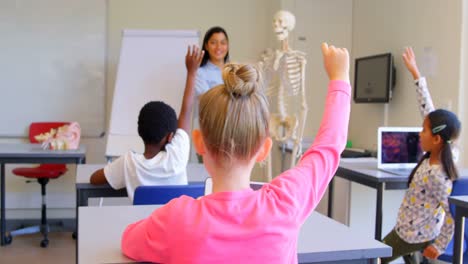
[350,0,465,160]
[460,0,468,167]
[293,0,353,224]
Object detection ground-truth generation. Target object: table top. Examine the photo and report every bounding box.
[339,158,468,186]
[78,205,391,264]
[0,143,86,158]
[339,158,410,184]
[448,195,468,208]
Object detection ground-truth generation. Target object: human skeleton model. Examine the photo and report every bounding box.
[35,122,81,150]
[259,11,308,181]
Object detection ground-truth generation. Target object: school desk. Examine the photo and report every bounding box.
[75,163,210,207]
[78,205,391,264]
[330,158,468,241]
[330,158,409,241]
[0,143,86,246]
[74,163,211,256]
[281,145,408,241]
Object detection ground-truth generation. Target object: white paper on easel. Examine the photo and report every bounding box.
[106,30,199,158]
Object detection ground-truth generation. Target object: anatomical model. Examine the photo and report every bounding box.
[35,122,81,150]
[259,10,308,181]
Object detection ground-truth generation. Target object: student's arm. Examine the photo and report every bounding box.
[423,176,454,259]
[89,169,108,185]
[90,156,126,189]
[267,43,351,224]
[178,45,204,132]
[402,47,435,117]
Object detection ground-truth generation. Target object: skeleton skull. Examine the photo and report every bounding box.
[273,10,296,41]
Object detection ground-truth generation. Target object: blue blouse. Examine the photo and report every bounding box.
[195,61,223,97]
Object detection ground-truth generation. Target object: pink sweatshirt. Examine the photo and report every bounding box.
[121,80,351,263]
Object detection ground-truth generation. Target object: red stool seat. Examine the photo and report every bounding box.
[12,164,67,179]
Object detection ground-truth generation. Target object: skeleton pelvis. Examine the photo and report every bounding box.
[270,114,298,142]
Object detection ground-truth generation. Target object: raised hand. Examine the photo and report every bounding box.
[402,47,421,80]
[185,45,204,76]
[321,43,349,83]
[179,45,203,132]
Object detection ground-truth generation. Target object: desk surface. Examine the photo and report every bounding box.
[0,143,86,159]
[448,195,468,208]
[78,205,391,264]
[76,163,210,184]
[339,158,468,185]
[339,158,409,184]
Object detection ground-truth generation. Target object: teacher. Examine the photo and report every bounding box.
[195,26,230,96]
[192,26,230,162]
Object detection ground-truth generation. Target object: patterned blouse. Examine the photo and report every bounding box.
[394,77,454,254]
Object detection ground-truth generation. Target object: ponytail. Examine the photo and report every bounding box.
[408,152,430,186]
[440,142,459,181]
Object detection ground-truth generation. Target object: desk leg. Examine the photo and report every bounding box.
[1,163,5,246]
[75,189,79,264]
[74,157,86,236]
[327,177,334,218]
[375,183,383,241]
[453,209,465,264]
[74,188,80,239]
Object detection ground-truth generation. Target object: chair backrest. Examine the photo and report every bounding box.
[29,122,69,143]
[133,184,205,205]
[438,177,468,261]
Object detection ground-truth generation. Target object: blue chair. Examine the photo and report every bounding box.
[438,177,468,263]
[133,184,205,205]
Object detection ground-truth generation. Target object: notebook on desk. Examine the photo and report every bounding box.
[377,127,423,176]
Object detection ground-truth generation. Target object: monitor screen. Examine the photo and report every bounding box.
[380,131,423,165]
[354,53,394,103]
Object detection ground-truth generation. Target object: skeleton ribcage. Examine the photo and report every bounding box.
[283,54,303,96]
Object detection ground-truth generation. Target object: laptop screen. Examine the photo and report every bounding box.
[377,127,423,169]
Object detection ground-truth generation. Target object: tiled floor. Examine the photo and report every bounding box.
[0,232,75,264]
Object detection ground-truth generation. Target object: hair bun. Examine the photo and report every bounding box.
[222,63,260,97]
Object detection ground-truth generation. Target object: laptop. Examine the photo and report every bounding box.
[204,177,265,195]
[377,127,423,176]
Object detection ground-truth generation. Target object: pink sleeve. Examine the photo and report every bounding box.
[121,205,170,262]
[267,80,351,224]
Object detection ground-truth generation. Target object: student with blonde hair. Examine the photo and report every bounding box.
[121,43,351,263]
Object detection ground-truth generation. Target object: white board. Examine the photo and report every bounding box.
[0,0,106,137]
[106,30,199,157]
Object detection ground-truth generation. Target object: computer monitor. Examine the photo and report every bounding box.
[354,53,396,103]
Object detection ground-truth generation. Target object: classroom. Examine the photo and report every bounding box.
[1,0,468,263]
